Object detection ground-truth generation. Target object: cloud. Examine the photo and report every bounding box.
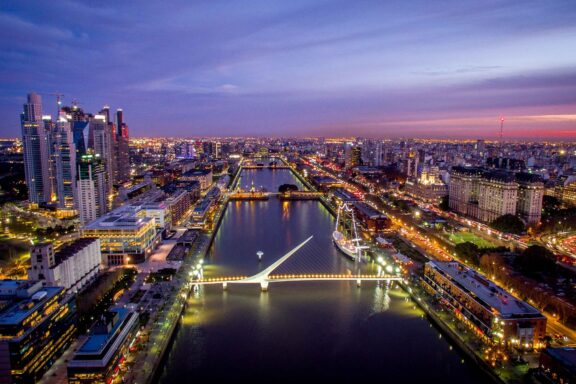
[1,0,576,138]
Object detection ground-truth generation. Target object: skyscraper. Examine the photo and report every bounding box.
[114,108,130,184]
[77,155,107,225]
[21,93,52,204]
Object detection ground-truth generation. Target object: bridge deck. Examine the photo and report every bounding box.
[193,274,401,285]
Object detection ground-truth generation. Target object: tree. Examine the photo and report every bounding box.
[439,195,449,211]
[490,214,525,235]
[455,241,480,266]
[514,245,556,278]
[278,184,298,193]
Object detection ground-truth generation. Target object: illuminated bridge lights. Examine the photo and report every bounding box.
[194,274,398,283]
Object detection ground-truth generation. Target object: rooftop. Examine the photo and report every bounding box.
[428,261,543,318]
[0,285,62,326]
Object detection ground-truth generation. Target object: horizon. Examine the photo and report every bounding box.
[1,1,575,139]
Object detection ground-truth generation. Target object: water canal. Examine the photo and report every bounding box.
[158,168,489,383]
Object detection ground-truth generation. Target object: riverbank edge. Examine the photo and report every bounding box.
[400,281,507,384]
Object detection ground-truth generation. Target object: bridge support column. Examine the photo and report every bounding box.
[260,281,269,292]
[222,282,228,290]
[356,279,361,288]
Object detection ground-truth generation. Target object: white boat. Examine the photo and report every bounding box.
[333,202,368,262]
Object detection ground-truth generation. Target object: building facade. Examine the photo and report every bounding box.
[28,238,101,293]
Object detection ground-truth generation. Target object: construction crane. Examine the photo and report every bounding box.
[38,92,64,117]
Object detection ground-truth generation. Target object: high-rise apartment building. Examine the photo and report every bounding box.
[21,93,52,204]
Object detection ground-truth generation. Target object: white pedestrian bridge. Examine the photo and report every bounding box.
[191,236,403,291]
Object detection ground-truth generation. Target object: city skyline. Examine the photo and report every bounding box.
[1,1,576,139]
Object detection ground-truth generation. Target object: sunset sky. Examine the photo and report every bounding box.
[1,0,575,139]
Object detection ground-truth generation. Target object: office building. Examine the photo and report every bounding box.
[28,238,101,293]
[0,281,77,384]
[422,261,546,347]
[67,309,139,384]
[77,155,108,225]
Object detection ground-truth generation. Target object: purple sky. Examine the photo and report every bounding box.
[1,0,576,139]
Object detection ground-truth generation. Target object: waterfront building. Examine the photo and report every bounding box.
[538,347,576,383]
[0,281,77,384]
[28,238,101,293]
[82,206,159,266]
[181,169,213,190]
[77,155,108,225]
[20,93,52,205]
[67,309,139,384]
[422,261,546,348]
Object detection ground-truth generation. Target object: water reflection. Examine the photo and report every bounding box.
[158,169,490,384]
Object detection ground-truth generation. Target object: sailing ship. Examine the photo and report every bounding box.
[332,202,369,262]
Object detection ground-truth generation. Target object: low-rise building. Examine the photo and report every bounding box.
[422,261,546,348]
[82,207,159,266]
[67,309,139,384]
[0,281,77,384]
[28,238,101,293]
